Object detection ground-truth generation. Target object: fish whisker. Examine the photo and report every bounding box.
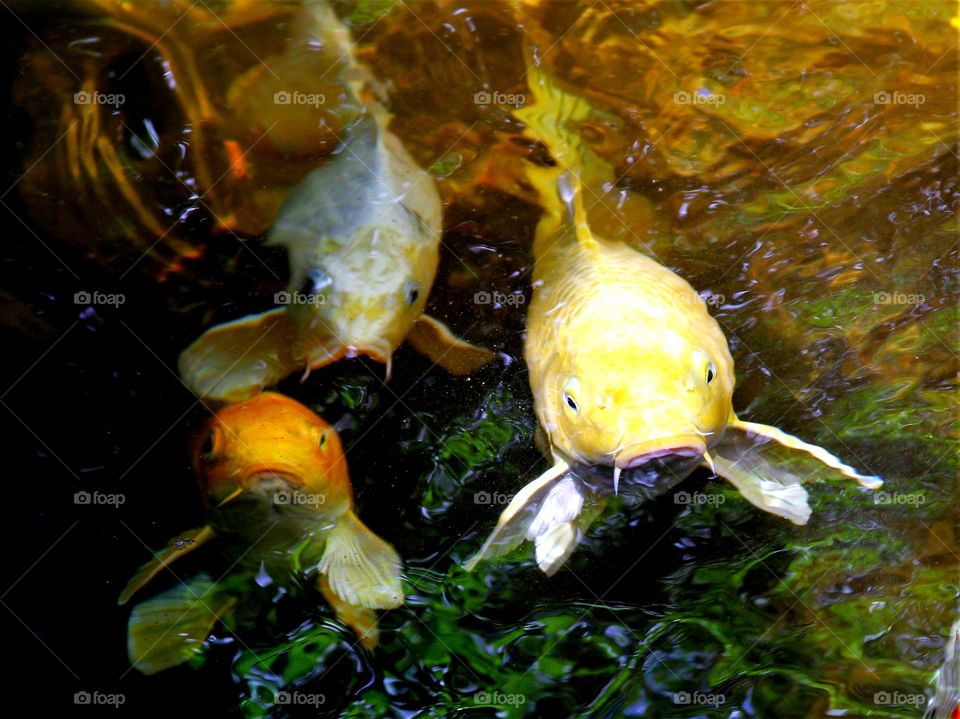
[702,449,716,475]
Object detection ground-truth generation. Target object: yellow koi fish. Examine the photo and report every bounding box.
[179,3,491,403]
[119,392,402,673]
[467,60,882,575]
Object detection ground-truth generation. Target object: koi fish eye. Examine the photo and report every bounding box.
[404,280,421,307]
[705,361,716,385]
[200,427,223,460]
[318,429,330,450]
[299,268,333,298]
[563,378,580,414]
[691,350,717,387]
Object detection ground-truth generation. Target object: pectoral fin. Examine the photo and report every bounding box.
[316,511,403,609]
[466,461,600,575]
[727,417,882,489]
[707,452,812,525]
[317,573,380,650]
[528,475,593,574]
[710,416,882,524]
[127,574,236,675]
[178,308,302,403]
[406,314,494,375]
[118,526,215,606]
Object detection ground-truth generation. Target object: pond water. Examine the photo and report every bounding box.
[2,1,956,717]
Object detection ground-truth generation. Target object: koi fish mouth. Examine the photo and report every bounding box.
[615,446,704,469]
[304,340,394,379]
[612,436,707,495]
[214,468,304,506]
[245,470,303,493]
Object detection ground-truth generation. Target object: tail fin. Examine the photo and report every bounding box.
[516,56,611,243]
[317,573,381,650]
[306,1,394,129]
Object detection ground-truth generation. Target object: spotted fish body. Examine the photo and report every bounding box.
[467,59,882,575]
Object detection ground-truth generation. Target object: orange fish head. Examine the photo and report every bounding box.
[192,392,352,513]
